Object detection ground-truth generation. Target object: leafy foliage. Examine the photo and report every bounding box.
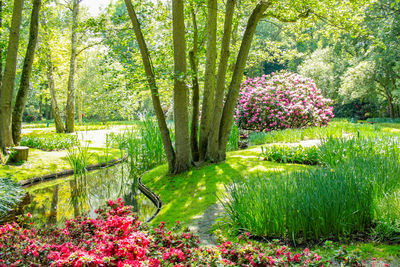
[0,178,24,217]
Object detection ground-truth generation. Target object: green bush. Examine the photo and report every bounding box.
[260,145,320,165]
[20,134,78,151]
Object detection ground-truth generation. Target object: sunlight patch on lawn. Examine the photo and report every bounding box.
[142,146,308,226]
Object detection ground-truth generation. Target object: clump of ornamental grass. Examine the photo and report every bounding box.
[66,140,92,175]
[109,117,166,178]
[235,70,334,132]
[225,136,400,242]
[227,123,240,151]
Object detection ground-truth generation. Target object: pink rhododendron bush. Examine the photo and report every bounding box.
[0,199,362,266]
[235,71,334,131]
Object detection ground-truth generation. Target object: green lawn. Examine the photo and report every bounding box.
[0,148,123,182]
[142,146,308,226]
[142,144,400,261]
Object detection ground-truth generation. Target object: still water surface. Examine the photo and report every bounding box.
[25,163,156,226]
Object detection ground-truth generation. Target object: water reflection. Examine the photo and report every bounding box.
[25,163,157,227]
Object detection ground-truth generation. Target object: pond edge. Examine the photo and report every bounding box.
[19,155,128,187]
[138,171,163,223]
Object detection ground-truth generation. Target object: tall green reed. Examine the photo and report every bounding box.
[66,139,92,175]
[227,123,240,152]
[66,137,92,212]
[224,136,400,241]
[109,117,166,178]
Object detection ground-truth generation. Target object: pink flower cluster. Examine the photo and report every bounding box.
[235,71,334,131]
[0,199,362,266]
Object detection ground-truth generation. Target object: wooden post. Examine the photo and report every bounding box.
[13,146,29,161]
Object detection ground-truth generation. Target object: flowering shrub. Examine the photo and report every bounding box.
[235,71,334,131]
[0,199,363,266]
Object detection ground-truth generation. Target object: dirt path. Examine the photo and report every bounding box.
[22,125,133,148]
[189,203,224,246]
[75,126,132,147]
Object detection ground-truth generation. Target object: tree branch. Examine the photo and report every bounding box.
[262,8,310,23]
[75,39,104,56]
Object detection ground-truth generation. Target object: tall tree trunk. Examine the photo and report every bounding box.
[65,0,79,133]
[0,0,4,154]
[172,0,190,173]
[189,7,200,162]
[12,0,42,145]
[124,0,176,172]
[218,1,270,160]
[47,49,65,133]
[0,0,4,84]
[198,0,217,161]
[0,0,24,149]
[207,0,236,162]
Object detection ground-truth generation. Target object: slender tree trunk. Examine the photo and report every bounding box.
[47,50,65,133]
[172,0,191,173]
[387,94,394,119]
[218,1,270,160]
[0,0,24,149]
[12,0,42,145]
[0,0,4,84]
[65,0,79,133]
[397,104,400,118]
[189,7,200,162]
[0,0,4,154]
[198,0,217,161]
[124,0,176,172]
[77,90,82,125]
[207,0,236,162]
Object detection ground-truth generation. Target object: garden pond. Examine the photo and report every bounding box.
[23,163,157,226]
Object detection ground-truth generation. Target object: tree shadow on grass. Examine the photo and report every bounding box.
[142,147,307,226]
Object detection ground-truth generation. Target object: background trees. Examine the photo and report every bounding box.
[1,0,397,173]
